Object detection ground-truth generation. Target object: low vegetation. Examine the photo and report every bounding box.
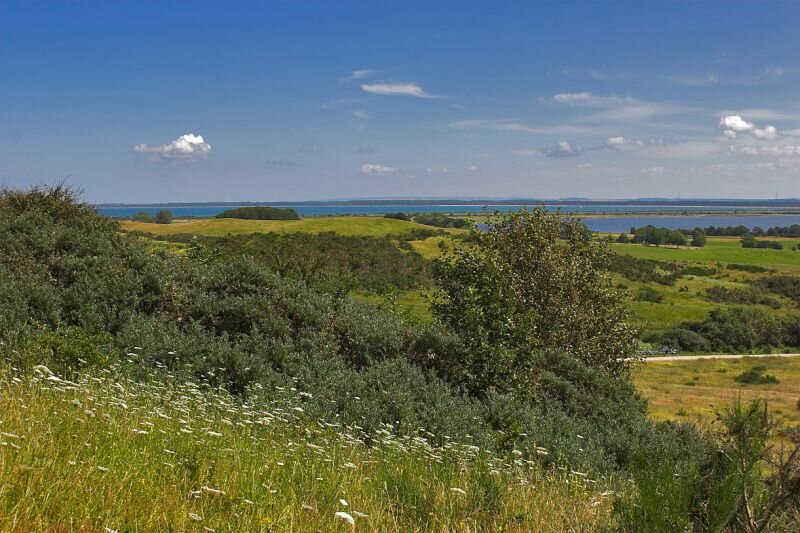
[2,186,799,530]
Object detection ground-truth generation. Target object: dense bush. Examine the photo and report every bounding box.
[753,275,800,305]
[705,286,781,308]
[383,211,411,221]
[631,225,687,246]
[413,212,469,228]
[741,235,783,249]
[607,253,681,285]
[635,286,664,303]
[0,186,660,475]
[215,206,300,220]
[169,231,433,293]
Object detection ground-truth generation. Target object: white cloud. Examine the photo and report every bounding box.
[351,110,370,119]
[360,163,397,175]
[577,163,593,168]
[723,130,737,140]
[467,165,478,171]
[542,140,584,158]
[734,145,800,157]
[361,82,435,98]
[548,92,693,122]
[342,69,377,81]
[753,125,778,140]
[132,133,211,161]
[668,74,719,87]
[720,115,754,132]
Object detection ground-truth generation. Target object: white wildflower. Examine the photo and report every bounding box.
[334,511,355,525]
[450,487,466,495]
[339,498,348,506]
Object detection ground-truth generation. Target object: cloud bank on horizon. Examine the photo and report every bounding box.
[0,2,798,202]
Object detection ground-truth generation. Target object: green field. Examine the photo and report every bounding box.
[123,216,463,238]
[611,236,800,273]
[635,356,800,427]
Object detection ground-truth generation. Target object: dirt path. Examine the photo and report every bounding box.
[641,353,800,362]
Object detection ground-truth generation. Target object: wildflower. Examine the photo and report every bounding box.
[334,511,355,525]
[339,498,348,506]
[188,512,203,521]
[201,486,226,496]
[353,511,369,518]
[97,466,109,472]
[450,487,466,495]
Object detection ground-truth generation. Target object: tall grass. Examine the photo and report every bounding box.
[0,364,616,531]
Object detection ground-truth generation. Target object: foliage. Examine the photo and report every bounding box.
[631,225,688,246]
[432,208,637,396]
[735,366,780,385]
[691,227,708,247]
[383,211,411,221]
[635,286,664,303]
[414,212,469,228]
[154,209,173,224]
[705,286,781,309]
[607,253,681,285]
[133,210,153,222]
[753,275,800,305]
[742,235,784,250]
[216,205,300,220]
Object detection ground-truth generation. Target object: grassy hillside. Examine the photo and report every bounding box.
[611,236,800,273]
[635,356,800,427]
[0,365,615,531]
[123,216,462,238]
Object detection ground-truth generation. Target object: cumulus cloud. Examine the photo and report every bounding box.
[360,163,397,175]
[719,115,754,132]
[132,133,211,161]
[720,114,781,141]
[542,140,585,158]
[753,125,778,140]
[361,82,436,98]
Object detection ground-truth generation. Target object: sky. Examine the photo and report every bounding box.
[1,1,799,202]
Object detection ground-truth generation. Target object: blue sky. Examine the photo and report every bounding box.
[1,1,798,202]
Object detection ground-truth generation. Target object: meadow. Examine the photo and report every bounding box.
[0,364,616,532]
[123,216,462,239]
[635,356,800,427]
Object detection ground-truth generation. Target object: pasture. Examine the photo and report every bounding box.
[634,356,800,427]
[611,236,800,273]
[122,216,461,239]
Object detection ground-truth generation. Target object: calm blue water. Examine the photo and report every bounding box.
[97,203,796,218]
[97,204,800,234]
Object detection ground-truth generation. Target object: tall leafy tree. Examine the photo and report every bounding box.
[432,208,637,396]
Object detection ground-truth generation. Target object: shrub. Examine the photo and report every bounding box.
[704,286,781,309]
[383,212,411,221]
[154,209,173,224]
[635,286,664,303]
[734,367,780,385]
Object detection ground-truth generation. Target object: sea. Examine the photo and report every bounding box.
[97,204,800,234]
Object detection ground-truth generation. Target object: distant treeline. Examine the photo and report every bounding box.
[216,206,300,220]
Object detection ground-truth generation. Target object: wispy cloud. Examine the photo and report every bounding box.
[547,92,695,122]
[360,163,397,175]
[361,82,437,98]
[132,133,211,162]
[296,145,320,153]
[342,69,377,82]
[265,159,298,167]
[449,119,588,135]
[351,110,370,119]
[667,74,720,87]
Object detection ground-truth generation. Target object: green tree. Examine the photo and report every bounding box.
[431,208,637,396]
[691,227,707,247]
[154,209,173,224]
[133,210,153,222]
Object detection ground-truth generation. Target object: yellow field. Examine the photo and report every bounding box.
[122,217,463,238]
[634,356,800,427]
